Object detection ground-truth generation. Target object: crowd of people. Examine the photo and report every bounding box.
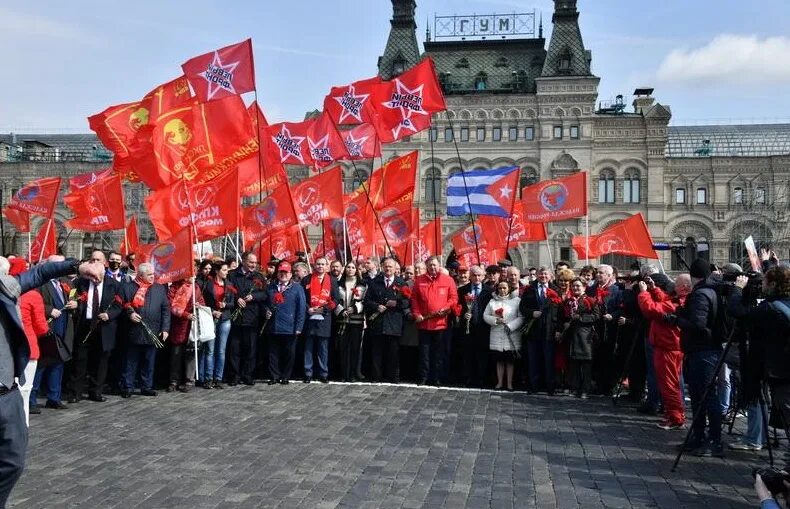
[1,247,789,507]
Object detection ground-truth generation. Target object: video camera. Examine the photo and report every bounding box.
[722,270,764,301]
[753,467,790,496]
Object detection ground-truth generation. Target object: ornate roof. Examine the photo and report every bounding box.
[666,124,790,158]
[378,0,421,80]
[540,0,593,77]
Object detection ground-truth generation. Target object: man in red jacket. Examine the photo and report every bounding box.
[410,256,458,386]
[637,274,692,429]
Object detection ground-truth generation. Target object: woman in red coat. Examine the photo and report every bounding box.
[12,258,48,423]
[167,277,206,393]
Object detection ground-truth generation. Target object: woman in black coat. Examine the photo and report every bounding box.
[558,278,601,398]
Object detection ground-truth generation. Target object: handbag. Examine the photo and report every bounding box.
[190,304,216,343]
[38,331,71,364]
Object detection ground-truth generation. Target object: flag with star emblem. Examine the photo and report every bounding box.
[2,207,30,233]
[339,123,380,160]
[323,75,382,125]
[64,172,126,232]
[572,213,658,260]
[306,112,348,168]
[370,58,446,143]
[292,166,344,226]
[9,176,61,218]
[446,166,519,217]
[262,121,315,167]
[181,39,256,102]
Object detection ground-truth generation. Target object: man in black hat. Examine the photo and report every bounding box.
[674,258,725,457]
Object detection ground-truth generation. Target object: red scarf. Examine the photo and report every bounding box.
[309,273,335,309]
[131,275,152,309]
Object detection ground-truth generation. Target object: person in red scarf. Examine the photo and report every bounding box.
[301,257,339,383]
[120,263,170,398]
[166,277,206,393]
[409,256,458,386]
[560,278,601,398]
[586,264,624,395]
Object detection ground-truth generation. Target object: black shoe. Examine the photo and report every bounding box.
[268,380,277,385]
[45,400,68,410]
[227,381,238,387]
[67,396,81,404]
[88,393,107,402]
[241,379,255,386]
[694,442,725,458]
[547,389,555,396]
[279,379,289,385]
[140,389,157,397]
[29,405,41,414]
[202,381,213,390]
[303,377,312,384]
[120,391,132,399]
[213,382,225,389]
[319,377,328,384]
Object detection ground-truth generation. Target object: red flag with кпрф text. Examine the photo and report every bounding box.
[292,166,344,226]
[571,213,658,260]
[181,39,256,102]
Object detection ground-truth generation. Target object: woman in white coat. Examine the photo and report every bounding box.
[484,281,524,391]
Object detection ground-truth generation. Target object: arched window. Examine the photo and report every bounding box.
[474,72,488,91]
[598,170,615,204]
[424,168,441,204]
[623,169,640,204]
[729,222,772,265]
[732,187,743,205]
[518,170,539,198]
[391,58,405,76]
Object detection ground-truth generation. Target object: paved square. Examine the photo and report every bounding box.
[11,385,765,508]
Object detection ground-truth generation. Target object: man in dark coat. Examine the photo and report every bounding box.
[0,255,103,508]
[520,266,561,394]
[458,266,489,387]
[71,267,122,402]
[227,251,267,385]
[363,257,410,383]
[586,264,624,395]
[120,263,170,398]
[301,257,340,383]
[36,255,78,409]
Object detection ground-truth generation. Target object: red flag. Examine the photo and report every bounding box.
[247,100,269,130]
[253,231,300,263]
[323,76,382,125]
[9,177,61,218]
[375,201,415,248]
[145,170,239,240]
[451,223,488,257]
[370,58,447,143]
[237,156,288,198]
[64,172,125,231]
[340,123,381,160]
[306,112,349,168]
[313,220,339,262]
[572,213,658,260]
[3,207,30,233]
[120,217,139,256]
[457,247,494,269]
[31,218,57,262]
[347,151,417,210]
[181,39,255,102]
[242,183,298,245]
[150,95,257,188]
[521,172,588,222]
[138,228,195,284]
[477,202,547,249]
[68,168,114,190]
[263,121,315,167]
[88,101,146,161]
[415,217,442,262]
[292,167,344,225]
[344,191,375,252]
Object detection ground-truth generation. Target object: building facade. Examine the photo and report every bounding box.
[0,0,788,270]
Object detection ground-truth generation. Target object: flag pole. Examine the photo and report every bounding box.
[503,170,520,260]
[545,238,554,270]
[27,231,32,261]
[349,157,393,257]
[585,214,590,266]
[235,227,241,263]
[299,228,311,265]
[342,215,348,266]
[448,119,481,266]
[0,190,5,255]
[427,119,441,260]
[38,219,53,262]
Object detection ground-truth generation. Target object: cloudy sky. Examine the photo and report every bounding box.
[1,0,788,131]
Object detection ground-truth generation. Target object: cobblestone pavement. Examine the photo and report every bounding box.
[11,383,767,508]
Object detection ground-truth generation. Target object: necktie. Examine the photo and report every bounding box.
[473,285,479,297]
[386,278,391,288]
[52,281,64,306]
[92,282,100,323]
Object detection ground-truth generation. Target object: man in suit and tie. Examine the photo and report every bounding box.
[364,257,409,383]
[519,266,560,394]
[458,266,490,387]
[71,251,123,402]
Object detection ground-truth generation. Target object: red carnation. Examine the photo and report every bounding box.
[545,288,563,305]
[273,292,285,305]
[399,286,412,299]
[78,292,88,303]
[227,284,238,295]
[113,295,124,305]
[352,287,362,298]
[495,307,504,318]
[464,294,475,304]
[61,282,72,294]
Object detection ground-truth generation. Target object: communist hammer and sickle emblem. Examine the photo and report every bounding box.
[297,184,318,209]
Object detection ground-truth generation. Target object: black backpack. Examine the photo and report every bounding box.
[698,282,737,346]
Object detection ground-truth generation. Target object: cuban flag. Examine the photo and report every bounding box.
[447,166,520,217]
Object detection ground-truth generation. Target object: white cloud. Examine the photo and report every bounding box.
[657,34,790,84]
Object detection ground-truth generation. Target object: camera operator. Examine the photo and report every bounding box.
[754,470,790,509]
[674,258,725,457]
[731,265,790,471]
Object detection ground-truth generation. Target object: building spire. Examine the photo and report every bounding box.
[540,0,592,77]
[378,0,421,79]
[538,12,543,39]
